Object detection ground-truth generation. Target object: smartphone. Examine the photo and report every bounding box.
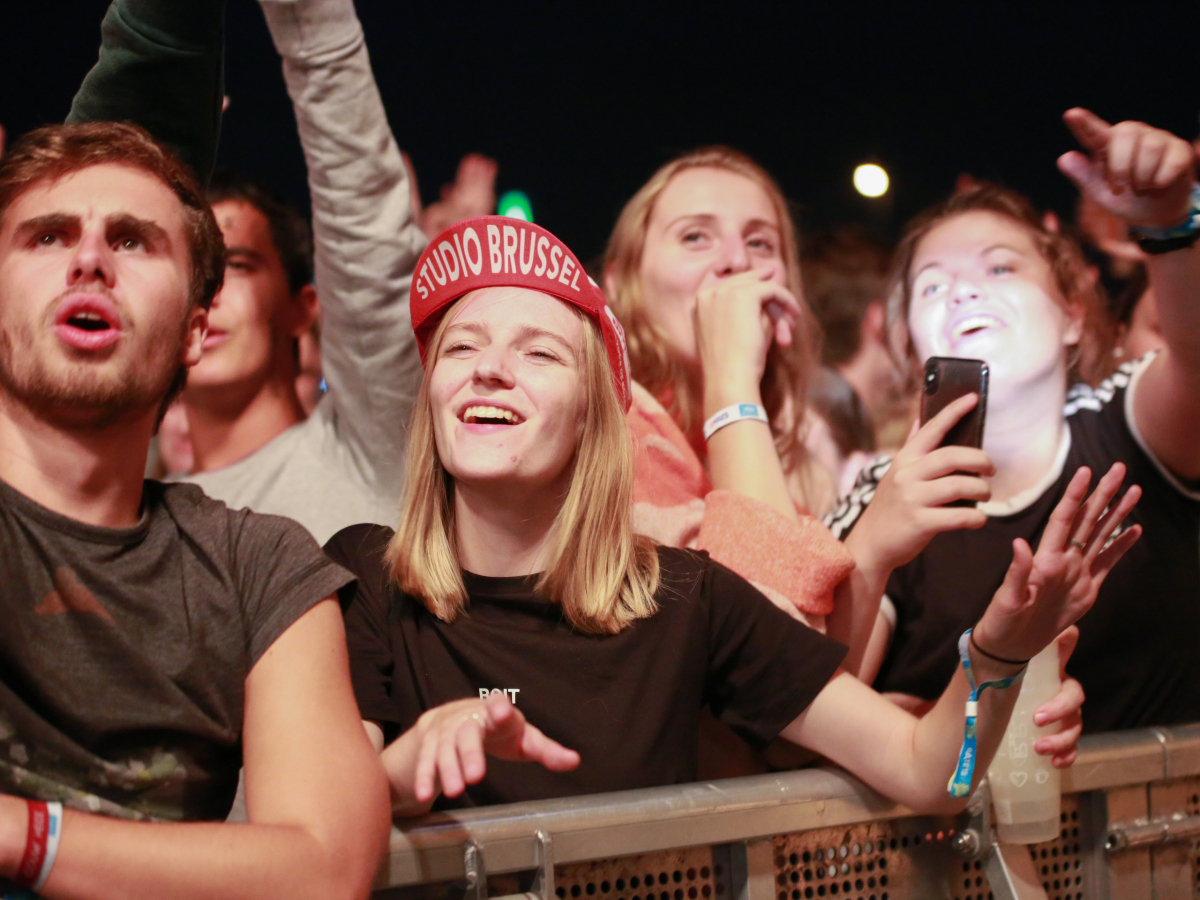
[920,357,989,507]
[920,356,989,446]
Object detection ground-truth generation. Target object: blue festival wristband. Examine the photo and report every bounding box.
[947,629,1027,798]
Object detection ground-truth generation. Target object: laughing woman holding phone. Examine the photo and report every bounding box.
[325,216,1137,813]
[827,109,1200,735]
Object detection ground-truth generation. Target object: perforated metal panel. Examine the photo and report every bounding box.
[1028,797,1088,900]
[1183,779,1200,896]
[768,794,1091,900]
[773,818,959,899]
[554,848,727,900]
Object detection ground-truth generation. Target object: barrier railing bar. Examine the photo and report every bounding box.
[1156,723,1200,779]
[377,768,913,887]
[376,726,1193,891]
[1058,729,1169,794]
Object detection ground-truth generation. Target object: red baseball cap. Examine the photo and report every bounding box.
[410,215,632,411]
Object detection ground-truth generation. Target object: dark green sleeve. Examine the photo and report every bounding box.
[66,0,226,183]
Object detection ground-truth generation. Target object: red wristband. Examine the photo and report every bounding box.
[13,800,49,889]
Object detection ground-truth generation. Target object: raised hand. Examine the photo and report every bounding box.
[420,153,499,237]
[411,692,580,803]
[1058,108,1195,230]
[973,462,1142,666]
[695,267,802,405]
[846,393,993,575]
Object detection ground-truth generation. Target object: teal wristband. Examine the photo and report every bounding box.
[947,629,1027,798]
[1129,182,1200,250]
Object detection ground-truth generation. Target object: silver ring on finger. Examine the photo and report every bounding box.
[1069,538,1087,551]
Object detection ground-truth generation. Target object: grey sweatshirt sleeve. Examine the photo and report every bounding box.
[258,0,426,498]
[67,0,226,182]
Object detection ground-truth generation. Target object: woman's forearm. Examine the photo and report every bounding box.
[825,525,894,679]
[905,660,1022,811]
[704,382,799,522]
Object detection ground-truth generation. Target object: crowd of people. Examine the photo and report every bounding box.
[0,0,1197,896]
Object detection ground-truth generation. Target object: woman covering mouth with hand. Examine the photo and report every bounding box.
[603,150,856,633]
[325,215,1136,814]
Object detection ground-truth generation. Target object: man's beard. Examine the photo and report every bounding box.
[0,312,188,430]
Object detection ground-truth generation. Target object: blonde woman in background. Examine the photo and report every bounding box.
[603,148,855,631]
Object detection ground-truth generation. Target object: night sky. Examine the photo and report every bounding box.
[5,2,1200,260]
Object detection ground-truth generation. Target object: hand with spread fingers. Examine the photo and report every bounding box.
[845,392,994,578]
[408,692,580,806]
[972,462,1143,667]
[1058,108,1196,230]
[695,267,802,406]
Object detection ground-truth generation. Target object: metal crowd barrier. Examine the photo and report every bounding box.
[373,725,1200,900]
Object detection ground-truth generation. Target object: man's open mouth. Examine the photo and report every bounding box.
[54,296,123,351]
[66,310,113,332]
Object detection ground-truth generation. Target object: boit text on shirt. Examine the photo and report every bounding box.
[479,688,521,704]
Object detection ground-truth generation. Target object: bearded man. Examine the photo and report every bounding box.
[0,122,388,900]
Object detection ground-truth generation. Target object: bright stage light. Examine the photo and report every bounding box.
[853,163,889,198]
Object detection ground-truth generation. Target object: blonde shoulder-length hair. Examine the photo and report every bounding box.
[385,291,661,635]
[602,146,824,496]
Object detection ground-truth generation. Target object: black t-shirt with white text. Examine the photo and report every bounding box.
[0,478,352,823]
[825,356,1200,733]
[325,526,847,808]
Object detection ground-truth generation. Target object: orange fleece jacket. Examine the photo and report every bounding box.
[628,382,854,618]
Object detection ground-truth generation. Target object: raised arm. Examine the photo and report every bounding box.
[0,601,390,900]
[1058,108,1200,480]
[259,0,426,492]
[67,0,225,182]
[698,268,809,521]
[793,463,1140,813]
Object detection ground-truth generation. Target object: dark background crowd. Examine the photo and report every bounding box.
[5,2,1200,257]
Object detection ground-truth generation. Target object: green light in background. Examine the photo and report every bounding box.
[497,190,533,222]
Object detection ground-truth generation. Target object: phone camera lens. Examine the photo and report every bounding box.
[925,370,939,393]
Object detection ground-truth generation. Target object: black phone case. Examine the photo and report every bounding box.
[920,357,989,507]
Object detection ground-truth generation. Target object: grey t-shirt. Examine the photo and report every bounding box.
[180,399,406,546]
[0,477,352,823]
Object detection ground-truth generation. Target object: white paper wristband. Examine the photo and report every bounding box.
[702,402,769,441]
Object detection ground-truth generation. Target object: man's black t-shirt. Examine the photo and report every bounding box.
[826,356,1200,733]
[325,525,847,808]
[0,478,353,822]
